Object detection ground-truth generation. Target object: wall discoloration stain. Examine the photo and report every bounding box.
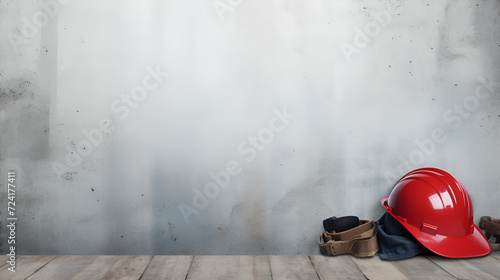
[0,76,35,106]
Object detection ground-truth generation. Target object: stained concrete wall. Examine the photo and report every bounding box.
[0,0,499,255]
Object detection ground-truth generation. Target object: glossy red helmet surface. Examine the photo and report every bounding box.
[381,167,490,258]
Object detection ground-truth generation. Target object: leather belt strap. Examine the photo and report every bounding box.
[318,220,379,257]
[479,216,500,251]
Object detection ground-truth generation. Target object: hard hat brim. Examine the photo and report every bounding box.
[382,196,491,258]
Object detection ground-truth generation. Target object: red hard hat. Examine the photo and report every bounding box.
[381,167,491,258]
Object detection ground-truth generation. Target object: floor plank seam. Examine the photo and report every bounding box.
[268,256,274,280]
[25,255,58,280]
[424,256,459,280]
[137,255,155,280]
[264,256,273,280]
[183,255,196,280]
[308,255,322,280]
[348,256,369,280]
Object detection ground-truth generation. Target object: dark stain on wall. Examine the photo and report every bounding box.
[0,76,35,106]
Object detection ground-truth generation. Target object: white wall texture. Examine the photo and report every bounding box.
[0,0,499,255]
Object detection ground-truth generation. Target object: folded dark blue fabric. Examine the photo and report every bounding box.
[377,212,428,260]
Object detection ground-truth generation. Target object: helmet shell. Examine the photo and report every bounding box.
[381,167,490,258]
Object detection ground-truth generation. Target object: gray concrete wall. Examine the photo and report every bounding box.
[0,0,499,255]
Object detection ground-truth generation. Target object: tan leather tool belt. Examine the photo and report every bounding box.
[479,216,500,251]
[319,220,379,257]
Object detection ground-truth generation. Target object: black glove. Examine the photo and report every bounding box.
[323,215,359,232]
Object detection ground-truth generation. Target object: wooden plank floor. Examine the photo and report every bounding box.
[0,252,497,279]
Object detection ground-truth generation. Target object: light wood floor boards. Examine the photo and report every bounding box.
[0,252,497,279]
